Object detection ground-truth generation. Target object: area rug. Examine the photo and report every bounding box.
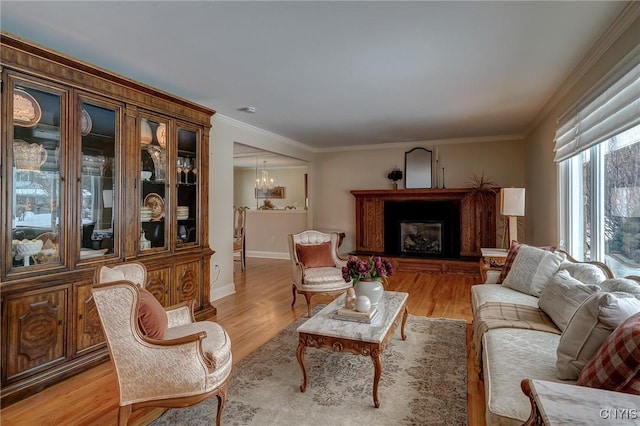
[153,312,468,426]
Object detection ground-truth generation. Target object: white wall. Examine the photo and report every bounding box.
[209,115,315,301]
[524,14,640,246]
[313,138,525,254]
[244,210,308,258]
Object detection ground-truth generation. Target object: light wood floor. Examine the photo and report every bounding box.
[0,258,486,425]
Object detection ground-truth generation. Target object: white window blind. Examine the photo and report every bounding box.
[554,59,640,163]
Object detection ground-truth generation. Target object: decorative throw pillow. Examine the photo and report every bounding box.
[556,292,640,380]
[296,242,335,268]
[502,244,565,296]
[497,240,521,284]
[100,266,125,283]
[577,312,640,395]
[538,270,600,332]
[497,241,557,284]
[137,287,168,339]
[599,278,640,296]
[559,262,608,285]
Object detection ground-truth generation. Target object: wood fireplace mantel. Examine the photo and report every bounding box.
[351,188,497,259]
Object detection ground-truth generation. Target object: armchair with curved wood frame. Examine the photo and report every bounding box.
[233,207,247,270]
[94,262,232,426]
[288,230,352,317]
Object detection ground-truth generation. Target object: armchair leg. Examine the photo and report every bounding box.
[291,284,297,308]
[215,373,230,426]
[304,293,313,317]
[118,405,131,426]
[215,393,225,426]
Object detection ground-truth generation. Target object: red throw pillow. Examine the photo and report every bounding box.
[577,312,640,395]
[295,242,335,268]
[497,240,521,283]
[137,287,168,339]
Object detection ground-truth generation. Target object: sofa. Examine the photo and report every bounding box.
[471,242,640,426]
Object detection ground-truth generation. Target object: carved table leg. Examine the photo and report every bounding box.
[521,379,545,425]
[296,341,308,392]
[371,349,383,408]
[401,306,409,340]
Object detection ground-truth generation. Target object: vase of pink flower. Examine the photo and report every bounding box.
[342,255,393,306]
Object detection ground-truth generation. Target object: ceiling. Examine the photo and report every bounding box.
[0,1,629,150]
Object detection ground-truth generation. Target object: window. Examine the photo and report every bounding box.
[559,125,640,276]
[556,58,640,277]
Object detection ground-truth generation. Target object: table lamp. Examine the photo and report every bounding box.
[500,188,525,244]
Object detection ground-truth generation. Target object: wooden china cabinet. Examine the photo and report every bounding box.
[0,32,216,405]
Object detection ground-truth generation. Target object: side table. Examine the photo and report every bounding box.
[521,379,640,425]
[479,248,508,283]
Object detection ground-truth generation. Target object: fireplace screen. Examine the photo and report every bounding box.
[400,221,442,254]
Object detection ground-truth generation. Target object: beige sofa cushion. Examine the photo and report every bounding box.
[538,270,600,332]
[482,328,570,426]
[502,244,565,297]
[471,284,539,312]
[556,291,640,380]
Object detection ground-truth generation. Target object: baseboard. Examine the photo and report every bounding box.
[211,281,235,301]
[246,250,290,260]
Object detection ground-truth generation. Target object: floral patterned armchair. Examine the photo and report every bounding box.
[93,262,232,425]
[288,230,352,317]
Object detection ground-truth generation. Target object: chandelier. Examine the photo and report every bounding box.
[256,160,274,190]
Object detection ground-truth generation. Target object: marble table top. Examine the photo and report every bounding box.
[529,379,640,425]
[297,291,409,344]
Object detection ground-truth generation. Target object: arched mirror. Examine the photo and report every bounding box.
[405,147,432,189]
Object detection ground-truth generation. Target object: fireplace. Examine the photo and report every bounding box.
[351,189,497,263]
[384,200,461,259]
[399,221,443,255]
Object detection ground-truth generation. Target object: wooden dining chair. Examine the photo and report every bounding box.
[233,207,248,270]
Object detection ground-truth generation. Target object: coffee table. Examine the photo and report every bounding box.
[296,291,409,408]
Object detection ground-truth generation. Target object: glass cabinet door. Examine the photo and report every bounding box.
[9,80,65,270]
[140,116,169,252]
[176,126,199,248]
[78,98,120,261]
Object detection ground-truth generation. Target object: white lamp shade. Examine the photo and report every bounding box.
[500,188,525,216]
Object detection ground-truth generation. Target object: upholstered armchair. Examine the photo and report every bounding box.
[94,262,232,426]
[288,230,352,317]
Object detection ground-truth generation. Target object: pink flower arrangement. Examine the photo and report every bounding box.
[342,255,393,285]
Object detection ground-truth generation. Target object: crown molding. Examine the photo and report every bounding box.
[218,112,523,154]
[214,114,316,153]
[315,134,524,153]
[525,2,640,137]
